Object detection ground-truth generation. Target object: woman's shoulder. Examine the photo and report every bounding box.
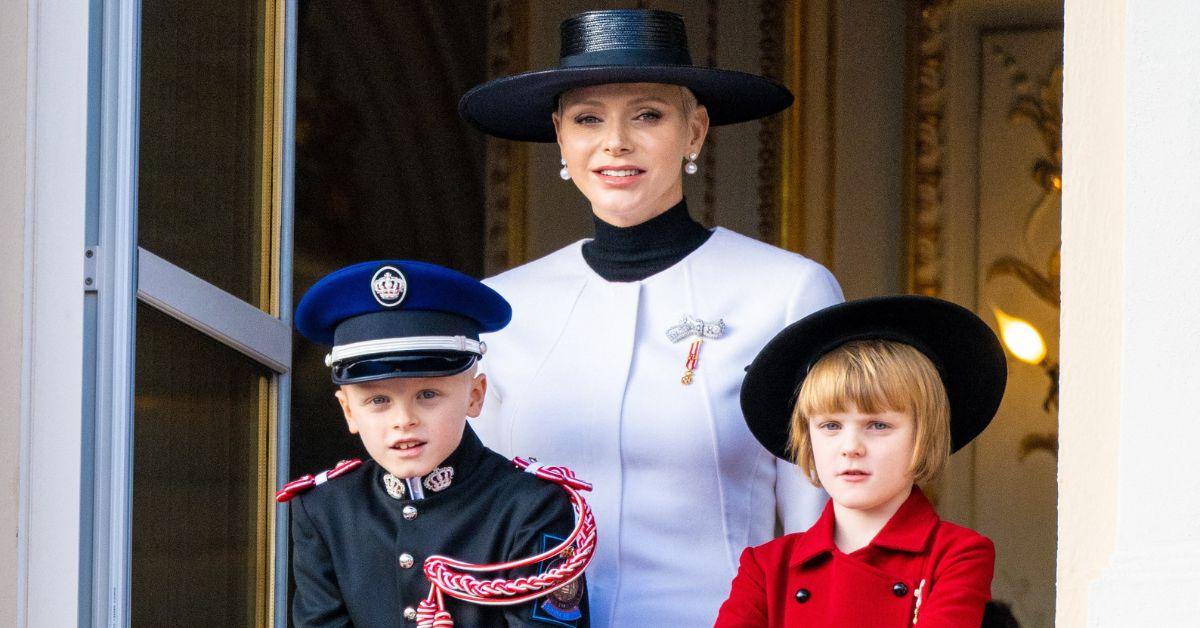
[484,240,589,294]
[703,227,832,274]
[698,228,840,299]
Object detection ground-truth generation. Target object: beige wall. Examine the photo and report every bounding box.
[1059,0,1200,624]
[1057,2,1123,624]
[0,1,27,624]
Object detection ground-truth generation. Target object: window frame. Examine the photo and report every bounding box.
[84,0,296,625]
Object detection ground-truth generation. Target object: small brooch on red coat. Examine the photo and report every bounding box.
[666,314,726,385]
[911,578,926,625]
[274,458,362,502]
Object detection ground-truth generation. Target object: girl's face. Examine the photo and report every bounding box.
[809,407,917,517]
[553,82,709,227]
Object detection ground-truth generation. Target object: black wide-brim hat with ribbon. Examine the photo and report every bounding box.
[459,9,794,142]
[741,295,1008,460]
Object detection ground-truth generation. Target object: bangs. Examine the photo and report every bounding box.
[795,341,917,420]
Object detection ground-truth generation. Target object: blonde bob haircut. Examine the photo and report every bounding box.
[788,339,951,487]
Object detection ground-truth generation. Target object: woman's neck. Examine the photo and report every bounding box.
[831,485,914,554]
[582,197,712,282]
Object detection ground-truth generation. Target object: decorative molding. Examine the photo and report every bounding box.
[483,0,530,275]
[757,0,807,252]
[778,1,807,254]
[822,0,836,267]
[904,0,952,296]
[757,1,784,242]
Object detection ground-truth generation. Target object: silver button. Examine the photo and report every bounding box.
[399,553,414,569]
[402,505,418,520]
[403,606,417,621]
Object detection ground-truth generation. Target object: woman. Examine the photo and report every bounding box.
[459,9,844,626]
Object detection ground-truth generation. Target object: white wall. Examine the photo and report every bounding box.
[0,0,29,625]
[17,1,91,625]
[1059,0,1200,624]
[1057,1,1122,624]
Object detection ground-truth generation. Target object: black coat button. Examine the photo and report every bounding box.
[794,588,811,603]
[892,582,909,597]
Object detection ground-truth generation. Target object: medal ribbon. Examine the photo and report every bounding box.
[681,339,703,385]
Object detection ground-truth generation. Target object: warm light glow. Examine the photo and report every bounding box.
[994,309,1047,365]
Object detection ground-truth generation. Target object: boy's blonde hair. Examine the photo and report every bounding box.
[789,339,951,487]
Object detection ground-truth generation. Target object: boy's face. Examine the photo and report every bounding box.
[335,370,486,479]
[809,406,916,517]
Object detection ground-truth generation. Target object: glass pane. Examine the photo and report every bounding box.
[138,0,270,306]
[132,303,270,627]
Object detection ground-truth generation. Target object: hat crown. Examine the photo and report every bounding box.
[560,10,692,65]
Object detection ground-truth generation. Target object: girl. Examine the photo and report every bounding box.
[717,295,1007,626]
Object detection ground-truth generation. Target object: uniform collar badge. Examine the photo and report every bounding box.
[370,265,408,308]
[422,466,455,493]
[383,473,407,500]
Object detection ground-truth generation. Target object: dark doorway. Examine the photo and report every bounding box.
[288,0,489,587]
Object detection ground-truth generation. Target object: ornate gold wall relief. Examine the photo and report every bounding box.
[484,0,530,275]
[902,1,1064,624]
[905,0,952,297]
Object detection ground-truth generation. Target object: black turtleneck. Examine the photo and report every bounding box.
[581,198,713,282]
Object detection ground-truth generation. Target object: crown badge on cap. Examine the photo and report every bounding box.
[371,265,408,307]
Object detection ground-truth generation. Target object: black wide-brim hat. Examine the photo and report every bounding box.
[459,9,794,142]
[741,295,1008,460]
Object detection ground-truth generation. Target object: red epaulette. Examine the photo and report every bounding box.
[275,458,363,503]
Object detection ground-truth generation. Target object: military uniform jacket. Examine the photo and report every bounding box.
[477,228,843,626]
[291,425,588,627]
[714,487,995,627]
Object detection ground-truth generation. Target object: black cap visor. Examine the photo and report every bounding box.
[332,352,478,385]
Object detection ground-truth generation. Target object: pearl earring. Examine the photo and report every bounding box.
[559,158,571,181]
[684,153,699,175]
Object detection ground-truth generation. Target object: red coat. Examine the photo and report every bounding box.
[715,487,993,627]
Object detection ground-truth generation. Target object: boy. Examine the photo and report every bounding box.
[717,295,1007,626]
[279,260,590,627]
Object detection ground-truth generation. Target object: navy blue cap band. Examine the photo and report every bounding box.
[333,310,481,347]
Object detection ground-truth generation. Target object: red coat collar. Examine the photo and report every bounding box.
[790,485,940,567]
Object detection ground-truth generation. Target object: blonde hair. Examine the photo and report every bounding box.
[556,85,698,118]
[788,339,951,487]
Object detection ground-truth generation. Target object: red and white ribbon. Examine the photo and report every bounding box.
[416,458,597,627]
[681,338,704,385]
[275,459,363,503]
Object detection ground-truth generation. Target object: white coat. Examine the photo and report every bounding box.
[476,227,844,626]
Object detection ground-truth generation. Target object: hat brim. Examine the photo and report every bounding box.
[332,353,479,385]
[459,65,794,142]
[740,296,1008,460]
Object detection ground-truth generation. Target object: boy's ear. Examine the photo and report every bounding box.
[334,388,359,434]
[465,373,487,419]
